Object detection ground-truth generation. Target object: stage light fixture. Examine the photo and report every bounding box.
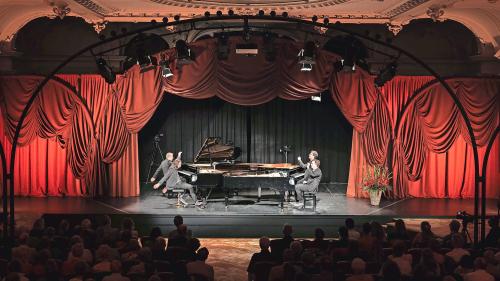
[162,17,169,24]
[312,15,318,23]
[160,60,173,78]
[175,40,194,65]
[298,41,316,72]
[174,15,180,21]
[122,33,169,72]
[217,33,229,60]
[216,10,223,17]
[150,19,157,25]
[375,62,397,87]
[323,17,329,25]
[96,58,116,84]
[282,12,288,17]
[228,9,234,16]
[204,11,210,17]
[270,10,276,17]
[258,10,265,16]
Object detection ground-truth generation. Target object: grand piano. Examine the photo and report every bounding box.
[179,137,304,208]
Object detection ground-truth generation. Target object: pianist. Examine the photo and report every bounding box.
[292,159,322,208]
[153,159,202,206]
[151,151,182,192]
[298,150,319,170]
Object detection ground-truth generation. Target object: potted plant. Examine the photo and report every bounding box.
[362,165,392,206]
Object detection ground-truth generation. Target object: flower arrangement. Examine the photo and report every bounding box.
[362,165,393,193]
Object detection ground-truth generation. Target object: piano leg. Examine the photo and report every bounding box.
[257,187,261,202]
[225,190,229,209]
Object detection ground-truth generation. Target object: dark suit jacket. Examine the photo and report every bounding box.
[270,236,294,262]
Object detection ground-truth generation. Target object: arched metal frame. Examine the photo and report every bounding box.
[2,74,95,242]
[394,76,499,244]
[4,15,486,246]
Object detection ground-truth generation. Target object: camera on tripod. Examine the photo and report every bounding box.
[456,210,474,225]
[154,133,164,142]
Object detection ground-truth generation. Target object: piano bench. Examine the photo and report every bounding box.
[302,191,317,212]
[171,188,186,207]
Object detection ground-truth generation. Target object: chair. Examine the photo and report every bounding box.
[302,191,317,211]
[169,187,187,207]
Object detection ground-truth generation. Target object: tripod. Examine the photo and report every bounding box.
[144,138,164,183]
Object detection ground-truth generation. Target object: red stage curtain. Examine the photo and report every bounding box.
[342,75,499,199]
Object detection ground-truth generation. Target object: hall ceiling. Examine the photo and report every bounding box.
[0,0,499,57]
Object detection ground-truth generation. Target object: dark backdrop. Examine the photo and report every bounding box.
[139,93,352,184]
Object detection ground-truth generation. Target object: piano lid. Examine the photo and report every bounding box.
[194,137,241,163]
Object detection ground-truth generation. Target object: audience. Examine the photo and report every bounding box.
[1,214,499,281]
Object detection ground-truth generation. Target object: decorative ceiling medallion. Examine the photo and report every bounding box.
[148,0,352,8]
[384,0,430,18]
[92,21,108,33]
[386,22,403,35]
[71,0,114,16]
[426,5,445,22]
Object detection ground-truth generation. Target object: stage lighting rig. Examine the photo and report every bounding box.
[96,57,116,84]
[375,62,397,87]
[298,41,316,72]
[175,40,194,65]
[122,33,169,72]
[159,60,173,78]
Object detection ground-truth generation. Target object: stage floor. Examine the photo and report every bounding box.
[11,191,498,217]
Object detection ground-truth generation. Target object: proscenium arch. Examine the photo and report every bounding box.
[1,74,96,240]
[5,15,483,247]
[393,75,500,242]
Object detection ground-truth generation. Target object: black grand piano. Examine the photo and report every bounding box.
[179,137,304,208]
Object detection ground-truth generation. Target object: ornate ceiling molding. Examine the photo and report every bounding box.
[384,0,430,18]
[426,5,445,22]
[148,0,353,10]
[71,0,114,16]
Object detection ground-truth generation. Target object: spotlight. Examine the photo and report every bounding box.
[228,9,234,16]
[160,60,173,78]
[282,12,288,18]
[204,11,210,17]
[136,47,153,72]
[96,58,116,84]
[312,15,318,23]
[270,10,276,17]
[175,40,194,65]
[122,33,169,72]
[162,17,169,24]
[375,62,397,87]
[323,17,329,25]
[298,41,316,72]
[174,15,180,21]
[258,10,264,16]
[217,33,229,60]
[216,10,223,17]
[150,19,157,25]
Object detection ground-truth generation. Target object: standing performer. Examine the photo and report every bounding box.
[152,159,202,206]
[297,150,319,170]
[151,151,182,192]
[292,159,322,208]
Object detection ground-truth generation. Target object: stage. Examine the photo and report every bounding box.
[11,190,499,237]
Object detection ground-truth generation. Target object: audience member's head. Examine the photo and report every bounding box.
[473,257,488,270]
[283,224,293,237]
[189,238,201,252]
[351,258,366,275]
[57,219,70,235]
[314,228,325,240]
[394,219,406,233]
[174,215,183,228]
[95,244,112,262]
[392,241,406,257]
[345,218,355,230]
[74,260,89,277]
[70,235,84,246]
[81,218,92,230]
[381,260,401,281]
[362,222,371,235]
[259,237,270,251]
[196,247,209,261]
[488,216,499,229]
[110,260,122,273]
[449,220,461,233]
[150,227,162,239]
[338,226,349,241]
[121,217,135,231]
[71,242,85,259]
[420,221,432,235]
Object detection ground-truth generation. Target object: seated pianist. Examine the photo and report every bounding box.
[292,159,322,208]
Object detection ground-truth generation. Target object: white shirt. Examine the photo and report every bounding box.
[446,248,470,263]
[464,269,495,281]
[348,229,360,240]
[102,273,131,281]
[389,254,413,276]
